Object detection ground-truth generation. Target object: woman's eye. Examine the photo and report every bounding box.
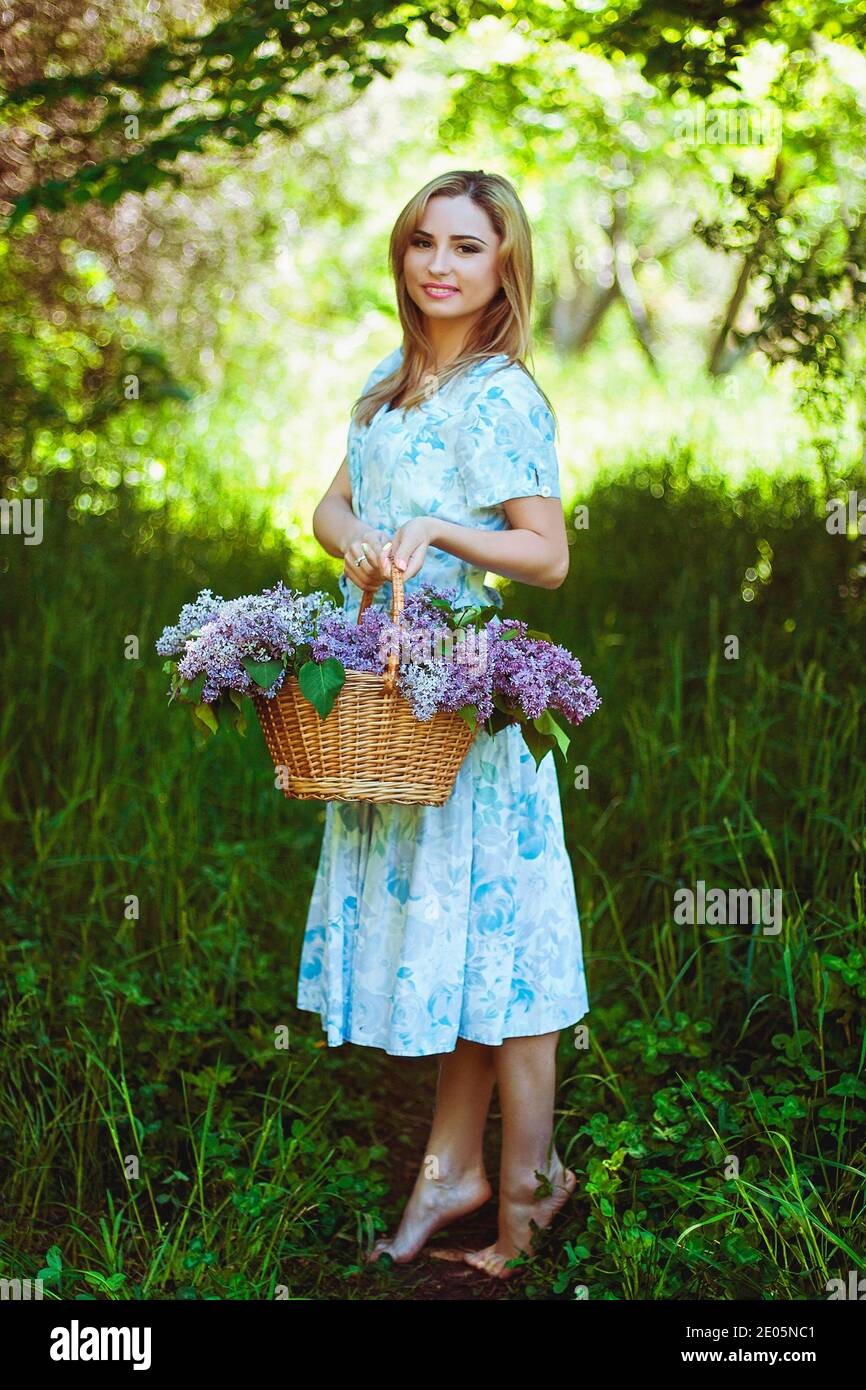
[411,238,479,253]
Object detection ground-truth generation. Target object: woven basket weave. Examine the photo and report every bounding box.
[252,567,479,805]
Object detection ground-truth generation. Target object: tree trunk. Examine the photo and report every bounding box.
[708,151,784,375]
[608,190,658,370]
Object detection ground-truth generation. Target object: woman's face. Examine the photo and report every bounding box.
[403,194,502,325]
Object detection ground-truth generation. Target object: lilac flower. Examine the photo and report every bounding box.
[156,579,601,734]
[155,588,226,656]
[311,603,395,674]
[399,584,464,629]
[489,622,601,726]
[156,582,340,703]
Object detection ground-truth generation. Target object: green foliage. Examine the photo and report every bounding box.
[297,656,346,720]
[2,448,864,1300]
[1,1,477,222]
[546,0,866,97]
[1,0,865,1306]
[241,657,286,692]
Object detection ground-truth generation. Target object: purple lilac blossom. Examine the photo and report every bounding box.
[394,623,495,722]
[156,580,600,729]
[310,604,396,674]
[490,620,601,725]
[156,582,340,703]
[154,588,226,656]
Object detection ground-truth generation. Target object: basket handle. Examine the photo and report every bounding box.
[357,563,404,694]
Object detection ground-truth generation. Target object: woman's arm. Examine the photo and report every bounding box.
[388,498,570,591]
[312,456,394,590]
[312,456,366,557]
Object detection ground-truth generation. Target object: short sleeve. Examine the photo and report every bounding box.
[454,366,561,509]
[358,344,403,402]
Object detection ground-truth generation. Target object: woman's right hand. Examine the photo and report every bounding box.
[342,528,394,593]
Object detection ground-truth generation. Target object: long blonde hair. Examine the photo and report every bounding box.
[352,169,555,428]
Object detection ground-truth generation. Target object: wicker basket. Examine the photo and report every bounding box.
[251,567,479,805]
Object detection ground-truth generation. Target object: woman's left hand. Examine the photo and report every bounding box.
[384,516,436,582]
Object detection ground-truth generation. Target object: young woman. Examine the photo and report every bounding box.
[297,169,590,1279]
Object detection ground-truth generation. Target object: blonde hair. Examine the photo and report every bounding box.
[352,169,555,429]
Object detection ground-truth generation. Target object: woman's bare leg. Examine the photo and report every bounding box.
[463,1030,576,1278]
[365,1037,496,1265]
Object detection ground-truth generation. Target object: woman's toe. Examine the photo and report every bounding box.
[462,1247,492,1271]
[462,1245,523,1278]
[365,1240,392,1264]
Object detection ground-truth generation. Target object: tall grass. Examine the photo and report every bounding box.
[1,450,864,1300]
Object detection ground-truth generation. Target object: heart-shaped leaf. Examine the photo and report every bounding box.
[178,672,206,703]
[227,688,248,737]
[458,704,478,732]
[532,709,571,761]
[298,658,346,720]
[519,721,557,769]
[241,657,284,691]
[191,701,219,737]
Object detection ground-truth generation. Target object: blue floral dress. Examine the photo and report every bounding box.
[296,344,590,1057]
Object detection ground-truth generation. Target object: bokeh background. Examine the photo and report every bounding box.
[2,0,865,1301]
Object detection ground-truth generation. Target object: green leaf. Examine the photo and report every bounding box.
[492,691,523,717]
[532,709,571,761]
[191,701,219,737]
[457,704,478,732]
[227,688,248,737]
[178,672,206,703]
[427,597,460,629]
[473,604,499,624]
[290,641,312,672]
[525,627,554,643]
[426,596,489,631]
[298,658,345,721]
[241,657,284,691]
[483,707,516,737]
[518,721,558,769]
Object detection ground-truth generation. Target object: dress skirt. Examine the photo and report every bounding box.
[296,721,590,1058]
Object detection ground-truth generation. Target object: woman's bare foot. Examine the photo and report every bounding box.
[458,1157,577,1279]
[365,1163,493,1266]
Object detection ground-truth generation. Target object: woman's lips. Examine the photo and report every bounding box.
[422,285,459,299]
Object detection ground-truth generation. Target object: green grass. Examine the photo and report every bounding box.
[1,449,864,1300]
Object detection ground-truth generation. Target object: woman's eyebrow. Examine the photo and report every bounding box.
[414,229,488,244]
